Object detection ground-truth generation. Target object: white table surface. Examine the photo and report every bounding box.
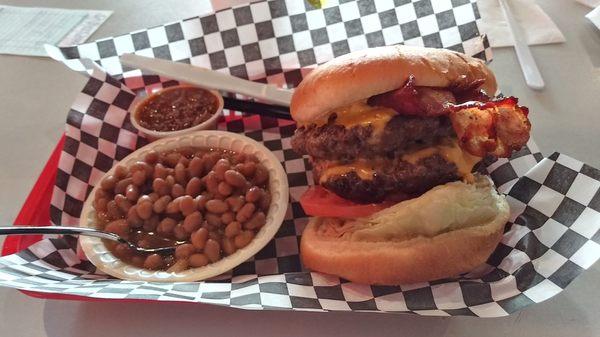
[1,1,599,336]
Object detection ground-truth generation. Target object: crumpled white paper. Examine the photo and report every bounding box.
[586,6,600,29]
[576,0,600,8]
[479,0,565,47]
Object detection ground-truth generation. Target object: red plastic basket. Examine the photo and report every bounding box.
[2,135,64,256]
[1,135,110,301]
[1,136,203,304]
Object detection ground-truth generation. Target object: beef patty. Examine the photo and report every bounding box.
[292,114,454,161]
[312,154,461,204]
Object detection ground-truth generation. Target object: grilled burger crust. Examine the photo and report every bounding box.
[291,115,454,161]
[312,154,460,204]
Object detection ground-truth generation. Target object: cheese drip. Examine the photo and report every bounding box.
[319,161,375,183]
[318,140,481,184]
[307,101,397,138]
[401,140,482,182]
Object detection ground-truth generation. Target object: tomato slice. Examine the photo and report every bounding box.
[299,186,392,218]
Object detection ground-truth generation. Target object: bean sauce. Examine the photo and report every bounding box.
[95,147,270,271]
[136,86,219,132]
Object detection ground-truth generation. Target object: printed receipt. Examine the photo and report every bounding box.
[0,6,112,57]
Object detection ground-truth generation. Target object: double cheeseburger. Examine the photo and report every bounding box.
[290,46,531,285]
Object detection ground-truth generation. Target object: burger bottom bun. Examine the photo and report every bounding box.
[300,179,510,285]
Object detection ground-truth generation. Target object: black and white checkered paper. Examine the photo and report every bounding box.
[1,0,598,317]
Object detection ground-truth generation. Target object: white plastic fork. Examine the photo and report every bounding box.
[119,53,293,106]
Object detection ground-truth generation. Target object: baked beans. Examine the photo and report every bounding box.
[94,147,270,271]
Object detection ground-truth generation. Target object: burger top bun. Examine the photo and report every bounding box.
[300,176,510,285]
[290,45,497,125]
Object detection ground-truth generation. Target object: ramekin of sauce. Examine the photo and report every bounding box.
[131,85,224,139]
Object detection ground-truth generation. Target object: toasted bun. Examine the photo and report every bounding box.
[300,178,509,285]
[291,45,497,125]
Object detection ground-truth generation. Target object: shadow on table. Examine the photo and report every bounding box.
[41,299,452,337]
[39,285,596,337]
[580,21,600,68]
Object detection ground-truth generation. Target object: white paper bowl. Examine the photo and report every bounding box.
[130,85,224,140]
[79,131,289,282]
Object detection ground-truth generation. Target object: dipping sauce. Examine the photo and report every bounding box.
[136,86,219,132]
[93,147,271,271]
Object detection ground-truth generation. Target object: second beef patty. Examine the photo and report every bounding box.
[311,154,461,204]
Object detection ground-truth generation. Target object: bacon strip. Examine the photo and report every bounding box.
[453,88,491,103]
[447,97,531,158]
[367,76,455,117]
[449,78,493,103]
[366,77,531,158]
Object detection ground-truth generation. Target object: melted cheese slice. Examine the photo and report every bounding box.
[319,140,481,184]
[309,101,397,138]
[319,160,375,183]
[402,140,482,182]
